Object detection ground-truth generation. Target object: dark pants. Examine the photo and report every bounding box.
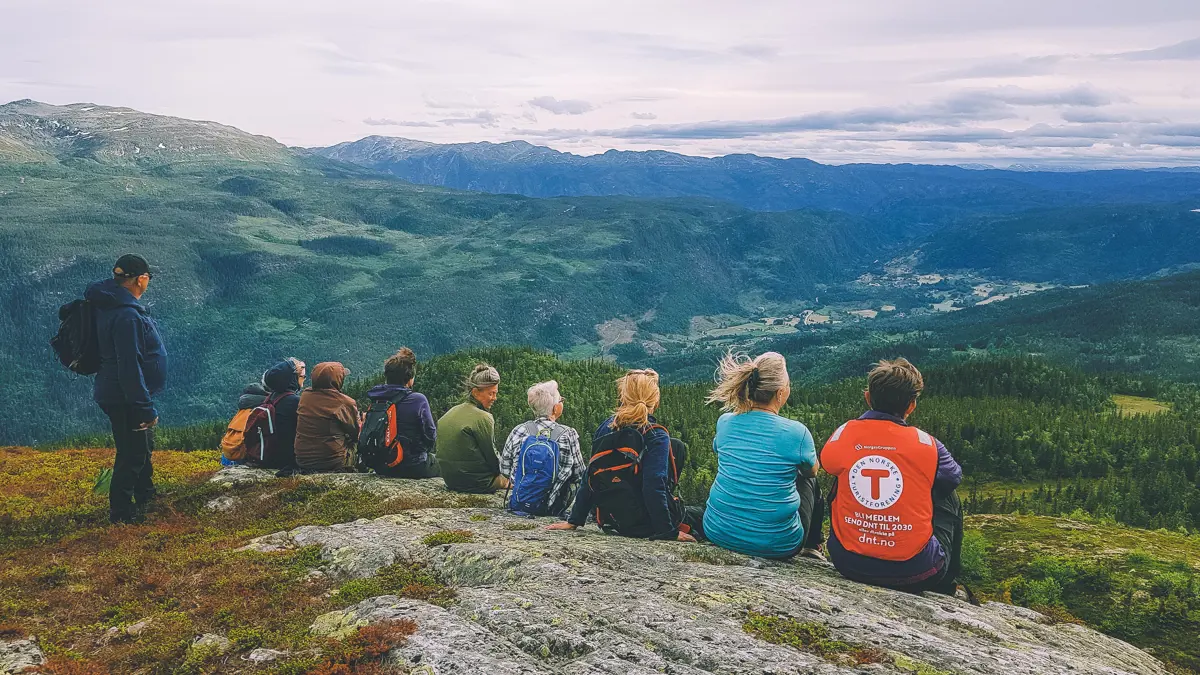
[101,403,156,523]
[380,453,441,479]
[795,473,826,552]
[893,490,964,595]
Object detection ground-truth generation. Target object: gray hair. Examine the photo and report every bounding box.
[527,380,562,417]
[465,363,501,391]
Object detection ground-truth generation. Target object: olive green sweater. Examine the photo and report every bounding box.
[436,399,500,493]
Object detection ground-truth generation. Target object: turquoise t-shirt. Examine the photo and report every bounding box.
[703,411,818,558]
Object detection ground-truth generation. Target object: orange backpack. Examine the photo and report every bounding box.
[220,408,254,462]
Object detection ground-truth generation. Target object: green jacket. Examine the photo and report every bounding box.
[436,399,500,493]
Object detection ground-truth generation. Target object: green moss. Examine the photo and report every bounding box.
[503,522,537,531]
[422,529,475,546]
[680,546,745,566]
[742,612,886,664]
[334,560,457,608]
[894,654,955,675]
[469,514,491,522]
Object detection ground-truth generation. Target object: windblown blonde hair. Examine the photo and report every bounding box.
[706,351,790,414]
[613,369,661,429]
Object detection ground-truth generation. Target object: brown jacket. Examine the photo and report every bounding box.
[295,362,360,472]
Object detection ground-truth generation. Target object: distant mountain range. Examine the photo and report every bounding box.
[312,135,1200,228]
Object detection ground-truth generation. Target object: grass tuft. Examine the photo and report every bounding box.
[743,611,887,664]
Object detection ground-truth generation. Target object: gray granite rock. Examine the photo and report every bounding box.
[209,466,505,508]
[0,638,44,675]
[256,508,1168,675]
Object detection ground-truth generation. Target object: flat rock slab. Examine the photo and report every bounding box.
[248,508,1167,675]
[209,465,505,508]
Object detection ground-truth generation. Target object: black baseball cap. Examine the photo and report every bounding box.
[113,254,151,279]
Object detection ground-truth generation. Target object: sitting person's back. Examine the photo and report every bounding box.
[363,348,438,478]
[820,358,963,595]
[500,380,583,517]
[295,362,359,473]
[547,369,703,542]
[258,358,304,470]
[437,364,510,493]
[703,352,824,559]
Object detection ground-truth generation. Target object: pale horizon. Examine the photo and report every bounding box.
[4,0,1200,167]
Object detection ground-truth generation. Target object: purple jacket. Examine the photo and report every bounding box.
[826,410,962,586]
[366,385,437,462]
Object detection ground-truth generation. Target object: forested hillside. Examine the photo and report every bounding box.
[7,100,1200,447]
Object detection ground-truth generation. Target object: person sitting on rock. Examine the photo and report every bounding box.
[295,362,360,473]
[500,380,584,517]
[437,363,511,493]
[820,358,963,595]
[363,347,439,478]
[702,351,825,560]
[547,368,703,542]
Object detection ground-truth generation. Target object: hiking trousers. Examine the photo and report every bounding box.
[895,490,963,594]
[101,403,156,523]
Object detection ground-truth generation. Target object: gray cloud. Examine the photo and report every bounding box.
[438,110,500,127]
[362,117,436,127]
[1111,37,1200,61]
[919,55,1065,82]
[630,112,657,120]
[524,86,1120,141]
[529,96,595,115]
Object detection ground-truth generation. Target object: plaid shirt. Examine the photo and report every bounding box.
[500,417,584,509]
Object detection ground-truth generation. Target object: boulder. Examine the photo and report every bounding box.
[253,508,1167,675]
[0,638,44,675]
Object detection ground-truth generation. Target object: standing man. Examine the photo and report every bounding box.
[86,254,167,524]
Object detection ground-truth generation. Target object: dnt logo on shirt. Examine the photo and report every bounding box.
[848,454,904,510]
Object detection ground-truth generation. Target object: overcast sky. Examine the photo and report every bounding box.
[3,0,1200,165]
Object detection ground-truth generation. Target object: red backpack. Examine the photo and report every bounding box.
[244,393,287,466]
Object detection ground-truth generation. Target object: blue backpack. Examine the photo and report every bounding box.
[508,422,564,516]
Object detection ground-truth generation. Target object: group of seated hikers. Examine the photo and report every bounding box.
[221,348,963,596]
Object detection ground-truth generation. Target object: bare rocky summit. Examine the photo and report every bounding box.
[224,469,1167,675]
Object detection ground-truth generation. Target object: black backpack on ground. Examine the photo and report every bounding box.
[586,424,683,537]
[51,299,100,375]
[358,390,415,474]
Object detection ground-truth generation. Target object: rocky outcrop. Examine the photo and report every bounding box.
[0,637,44,675]
[209,466,504,508]
[246,507,1168,675]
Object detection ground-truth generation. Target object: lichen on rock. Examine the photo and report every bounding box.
[256,507,1169,675]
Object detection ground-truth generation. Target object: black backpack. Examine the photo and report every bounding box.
[357,390,414,473]
[586,424,683,537]
[51,299,100,376]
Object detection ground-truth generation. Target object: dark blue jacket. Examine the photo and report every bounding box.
[568,415,679,540]
[366,384,437,464]
[85,279,167,424]
[261,359,303,469]
[827,410,962,586]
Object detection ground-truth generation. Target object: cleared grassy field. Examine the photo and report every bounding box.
[1112,394,1171,416]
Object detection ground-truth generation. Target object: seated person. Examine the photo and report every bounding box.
[820,358,963,595]
[500,380,583,517]
[295,362,360,473]
[547,369,703,542]
[363,348,439,478]
[702,351,825,559]
[437,364,511,493]
[220,358,304,470]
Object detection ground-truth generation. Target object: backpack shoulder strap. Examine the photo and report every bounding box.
[548,424,567,444]
[523,421,540,439]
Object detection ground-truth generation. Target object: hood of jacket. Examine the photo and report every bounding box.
[263,359,303,394]
[238,382,269,410]
[84,278,145,313]
[311,362,349,391]
[367,384,411,401]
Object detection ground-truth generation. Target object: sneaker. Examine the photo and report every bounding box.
[798,547,828,563]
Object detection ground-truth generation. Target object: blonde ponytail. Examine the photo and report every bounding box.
[613,369,661,429]
[706,351,789,414]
